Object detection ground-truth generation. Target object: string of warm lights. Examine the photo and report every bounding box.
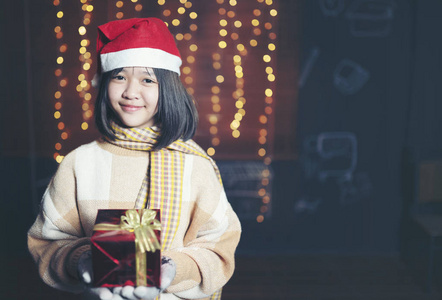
[168,0,198,98]
[207,0,229,157]
[159,0,207,155]
[203,0,279,223]
[227,0,247,141]
[77,0,94,132]
[207,47,222,156]
[158,1,195,85]
[255,0,278,223]
[53,0,66,164]
[179,0,199,98]
[115,0,144,19]
[115,0,123,19]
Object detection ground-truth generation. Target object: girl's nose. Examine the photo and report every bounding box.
[123,81,140,99]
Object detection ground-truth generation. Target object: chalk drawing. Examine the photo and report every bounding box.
[301,136,320,179]
[301,132,358,182]
[337,172,372,205]
[333,59,370,95]
[317,132,358,182]
[219,161,273,188]
[303,135,319,154]
[319,0,346,17]
[298,133,372,210]
[294,196,323,214]
[299,47,320,88]
[345,0,396,37]
[218,161,273,220]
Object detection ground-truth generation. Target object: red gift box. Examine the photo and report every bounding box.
[91,209,161,288]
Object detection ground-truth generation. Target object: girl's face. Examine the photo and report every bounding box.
[108,67,159,129]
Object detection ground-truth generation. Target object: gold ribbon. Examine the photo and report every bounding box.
[94,209,161,286]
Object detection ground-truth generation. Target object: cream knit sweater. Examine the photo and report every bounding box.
[27,139,241,300]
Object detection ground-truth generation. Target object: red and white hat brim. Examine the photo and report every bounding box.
[100,48,182,75]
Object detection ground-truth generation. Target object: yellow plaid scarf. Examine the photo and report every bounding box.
[108,124,224,300]
[108,123,222,251]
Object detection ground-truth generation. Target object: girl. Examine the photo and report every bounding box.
[28,18,241,300]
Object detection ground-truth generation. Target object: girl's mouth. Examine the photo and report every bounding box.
[120,104,143,112]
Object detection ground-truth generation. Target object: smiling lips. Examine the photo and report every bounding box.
[120,104,144,112]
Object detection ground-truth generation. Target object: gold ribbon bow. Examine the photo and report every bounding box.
[94,209,161,286]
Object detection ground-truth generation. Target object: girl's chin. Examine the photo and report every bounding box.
[120,121,154,128]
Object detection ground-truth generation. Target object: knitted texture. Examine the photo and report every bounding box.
[28,139,241,299]
[109,124,222,252]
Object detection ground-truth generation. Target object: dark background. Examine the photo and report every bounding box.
[1,0,442,298]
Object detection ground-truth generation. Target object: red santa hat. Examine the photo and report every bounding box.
[97,18,182,75]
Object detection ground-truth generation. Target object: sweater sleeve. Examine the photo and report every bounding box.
[27,151,91,293]
[163,156,242,299]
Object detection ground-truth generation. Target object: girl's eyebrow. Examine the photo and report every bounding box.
[144,67,155,77]
[119,67,156,78]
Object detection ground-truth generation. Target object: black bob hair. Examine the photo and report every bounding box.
[94,67,198,150]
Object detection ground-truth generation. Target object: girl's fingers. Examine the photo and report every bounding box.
[133,286,160,299]
[90,287,113,300]
[110,294,124,300]
[121,286,138,300]
[81,270,92,284]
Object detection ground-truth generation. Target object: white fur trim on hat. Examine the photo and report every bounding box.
[100,48,182,75]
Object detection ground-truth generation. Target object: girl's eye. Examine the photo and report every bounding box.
[112,75,125,80]
[143,78,155,83]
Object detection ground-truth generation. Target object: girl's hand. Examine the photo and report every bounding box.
[113,256,176,300]
[159,256,176,291]
[79,254,176,300]
[91,286,159,300]
[78,251,93,285]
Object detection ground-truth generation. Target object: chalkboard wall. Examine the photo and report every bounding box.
[239,0,442,255]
